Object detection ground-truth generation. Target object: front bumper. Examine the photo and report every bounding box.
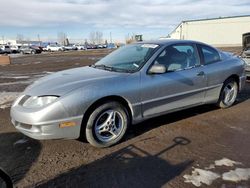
[11,116,82,140]
[10,96,83,140]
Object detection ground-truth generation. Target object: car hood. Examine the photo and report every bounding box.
[24,66,126,96]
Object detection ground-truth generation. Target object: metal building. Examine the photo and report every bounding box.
[169,15,250,47]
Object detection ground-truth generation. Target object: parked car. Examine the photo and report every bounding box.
[64,45,77,51]
[107,43,117,49]
[74,44,86,50]
[10,40,246,148]
[46,44,64,52]
[20,46,42,54]
[243,58,250,77]
[10,45,21,53]
[0,45,11,54]
[0,49,6,54]
[242,47,250,58]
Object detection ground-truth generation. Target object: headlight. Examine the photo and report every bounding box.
[22,96,58,108]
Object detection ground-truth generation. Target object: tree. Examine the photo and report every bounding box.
[16,34,24,44]
[89,31,103,44]
[89,31,96,44]
[57,32,67,45]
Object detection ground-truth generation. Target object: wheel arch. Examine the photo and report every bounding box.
[79,95,133,140]
[225,74,239,88]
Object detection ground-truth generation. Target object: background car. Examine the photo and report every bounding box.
[74,44,86,50]
[0,48,6,54]
[0,45,11,54]
[10,45,21,53]
[46,44,65,52]
[20,46,42,54]
[64,45,77,51]
[10,40,246,148]
[242,47,250,58]
[243,58,250,77]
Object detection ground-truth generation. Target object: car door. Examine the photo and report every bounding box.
[197,44,225,103]
[140,43,207,118]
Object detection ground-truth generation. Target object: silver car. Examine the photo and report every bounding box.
[11,40,246,147]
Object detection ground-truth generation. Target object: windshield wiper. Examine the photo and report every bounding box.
[91,64,134,73]
[91,64,113,71]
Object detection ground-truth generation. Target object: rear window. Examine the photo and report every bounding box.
[200,45,220,64]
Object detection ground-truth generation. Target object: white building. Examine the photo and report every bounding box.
[169,15,250,47]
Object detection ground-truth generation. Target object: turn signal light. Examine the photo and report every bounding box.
[59,122,76,128]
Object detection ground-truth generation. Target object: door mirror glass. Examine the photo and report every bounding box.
[148,64,166,74]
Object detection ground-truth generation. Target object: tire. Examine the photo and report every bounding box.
[217,78,238,108]
[85,101,130,148]
[31,50,36,54]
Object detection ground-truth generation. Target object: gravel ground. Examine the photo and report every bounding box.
[0,49,250,188]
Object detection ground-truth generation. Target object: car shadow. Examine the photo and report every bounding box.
[129,82,250,140]
[236,81,250,103]
[127,104,217,140]
[0,132,41,185]
[36,137,193,188]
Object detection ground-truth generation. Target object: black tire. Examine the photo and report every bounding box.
[85,101,130,148]
[31,50,36,54]
[0,168,13,188]
[217,78,238,108]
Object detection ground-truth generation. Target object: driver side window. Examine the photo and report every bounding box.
[154,44,200,72]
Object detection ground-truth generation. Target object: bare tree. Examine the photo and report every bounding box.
[96,31,103,44]
[16,34,24,44]
[57,32,67,45]
[89,31,103,44]
[89,31,96,44]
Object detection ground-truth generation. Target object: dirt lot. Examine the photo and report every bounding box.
[0,49,250,188]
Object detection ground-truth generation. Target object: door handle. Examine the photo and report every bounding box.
[196,71,205,76]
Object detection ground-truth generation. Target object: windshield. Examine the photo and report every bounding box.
[94,43,159,72]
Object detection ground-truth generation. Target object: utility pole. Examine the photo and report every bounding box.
[110,32,112,43]
[37,34,41,46]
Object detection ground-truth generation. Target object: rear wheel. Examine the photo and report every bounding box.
[217,78,238,108]
[31,50,36,54]
[85,102,129,148]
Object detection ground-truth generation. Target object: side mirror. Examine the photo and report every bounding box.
[148,64,166,74]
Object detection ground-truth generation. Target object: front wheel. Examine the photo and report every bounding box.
[85,102,129,148]
[217,78,238,108]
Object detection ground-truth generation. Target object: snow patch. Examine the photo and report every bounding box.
[205,164,215,170]
[0,75,30,79]
[0,92,20,109]
[222,168,250,182]
[14,139,28,145]
[215,158,242,167]
[183,168,220,187]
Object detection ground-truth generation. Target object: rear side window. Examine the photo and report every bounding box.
[200,45,220,64]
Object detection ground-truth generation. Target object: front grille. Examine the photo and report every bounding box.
[13,120,32,130]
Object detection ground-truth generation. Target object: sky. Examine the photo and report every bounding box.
[0,0,250,43]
